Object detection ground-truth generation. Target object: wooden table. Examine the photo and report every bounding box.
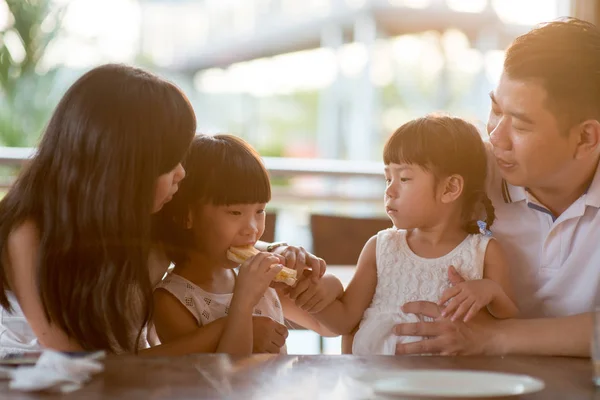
[1,354,597,399]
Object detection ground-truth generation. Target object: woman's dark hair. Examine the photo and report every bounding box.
[155,134,271,265]
[0,64,196,352]
[383,114,495,234]
[504,17,600,131]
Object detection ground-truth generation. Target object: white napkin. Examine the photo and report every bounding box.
[3,350,105,393]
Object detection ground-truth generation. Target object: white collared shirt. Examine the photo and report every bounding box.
[487,144,600,318]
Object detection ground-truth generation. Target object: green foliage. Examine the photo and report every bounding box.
[0,0,65,146]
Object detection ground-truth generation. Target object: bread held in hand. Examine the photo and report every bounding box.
[227,245,297,286]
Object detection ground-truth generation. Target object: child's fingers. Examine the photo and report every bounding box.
[242,252,272,271]
[320,258,327,278]
[297,247,307,267]
[305,252,324,282]
[463,303,482,322]
[315,257,327,281]
[295,285,318,308]
[451,298,475,322]
[441,295,464,318]
[264,343,282,354]
[288,279,310,300]
[301,269,313,277]
[254,253,283,272]
[438,286,461,306]
[302,295,322,312]
[307,299,326,314]
[284,250,297,269]
[265,264,284,281]
[274,322,289,338]
[236,253,264,281]
[279,285,292,296]
[271,253,286,264]
[448,265,466,285]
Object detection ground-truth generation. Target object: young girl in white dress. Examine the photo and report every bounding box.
[313,115,518,355]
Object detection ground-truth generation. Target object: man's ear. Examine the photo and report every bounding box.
[572,119,600,160]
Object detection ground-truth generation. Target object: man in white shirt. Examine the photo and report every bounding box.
[394,17,600,356]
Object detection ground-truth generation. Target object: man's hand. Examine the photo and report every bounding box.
[393,265,500,355]
[393,301,500,356]
[272,245,326,282]
[251,316,288,353]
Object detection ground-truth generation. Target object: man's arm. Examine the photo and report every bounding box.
[394,301,592,357]
[495,313,591,357]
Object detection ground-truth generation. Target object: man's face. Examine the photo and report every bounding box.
[487,72,579,190]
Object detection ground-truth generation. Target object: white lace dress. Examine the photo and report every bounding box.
[353,229,492,355]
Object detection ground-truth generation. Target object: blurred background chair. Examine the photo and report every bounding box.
[310,214,392,265]
[261,212,277,243]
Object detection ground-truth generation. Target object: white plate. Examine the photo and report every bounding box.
[369,369,545,398]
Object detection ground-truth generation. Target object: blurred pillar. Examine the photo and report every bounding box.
[348,12,377,161]
[317,23,344,159]
[434,35,450,111]
[472,27,500,130]
[347,12,381,215]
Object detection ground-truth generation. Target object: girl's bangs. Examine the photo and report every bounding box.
[383,121,432,169]
[202,151,271,206]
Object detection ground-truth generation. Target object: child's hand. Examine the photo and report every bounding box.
[235,252,283,308]
[286,272,343,313]
[251,316,288,353]
[438,276,500,322]
[271,245,326,282]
